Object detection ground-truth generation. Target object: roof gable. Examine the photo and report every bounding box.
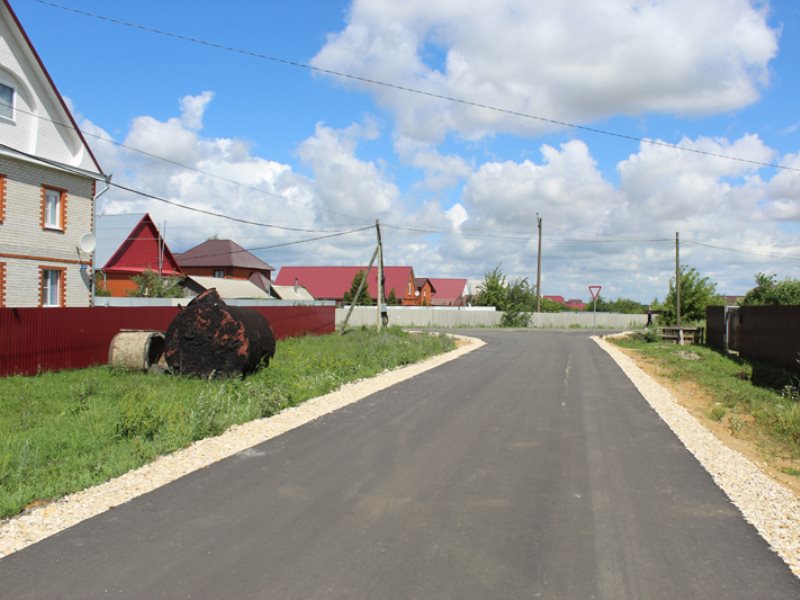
[101,213,181,276]
[177,239,273,271]
[0,0,102,174]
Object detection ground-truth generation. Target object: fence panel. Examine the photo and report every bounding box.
[737,305,800,370]
[336,307,646,329]
[706,306,725,350]
[0,305,334,376]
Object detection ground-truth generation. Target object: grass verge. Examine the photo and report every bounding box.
[610,335,800,469]
[0,328,454,519]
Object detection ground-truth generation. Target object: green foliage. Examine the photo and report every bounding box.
[127,269,184,298]
[611,336,800,456]
[590,295,645,314]
[386,288,402,305]
[94,272,111,297]
[539,297,565,313]
[343,270,373,305]
[740,273,800,306]
[474,266,508,309]
[0,329,455,519]
[661,265,718,325]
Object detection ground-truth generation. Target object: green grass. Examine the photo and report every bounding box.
[611,335,800,456]
[0,328,454,519]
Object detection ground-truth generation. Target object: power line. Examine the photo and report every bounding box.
[0,100,370,225]
[0,142,347,233]
[30,0,800,174]
[683,239,800,263]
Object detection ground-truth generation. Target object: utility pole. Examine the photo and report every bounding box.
[675,231,681,328]
[536,214,542,313]
[376,219,384,331]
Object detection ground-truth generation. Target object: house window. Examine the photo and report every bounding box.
[41,268,63,307]
[0,82,13,120]
[42,187,65,230]
[213,269,225,278]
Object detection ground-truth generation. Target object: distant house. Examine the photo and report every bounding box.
[0,0,105,307]
[564,298,586,311]
[429,278,468,306]
[176,239,273,292]
[95,213,181,296]
[182,275,270,300]
[275,266,429,306]
[543,295,565,305]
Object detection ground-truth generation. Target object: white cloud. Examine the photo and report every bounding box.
[179,91,214,131]
[312,0,778,141]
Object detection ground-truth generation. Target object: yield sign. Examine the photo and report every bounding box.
[588,285,602,300]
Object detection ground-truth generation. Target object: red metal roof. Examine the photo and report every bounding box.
[275,266,414,301]
[544,295,565,304]
[102,214,181,276]
[429,278,467,305]
[177,239,273,271]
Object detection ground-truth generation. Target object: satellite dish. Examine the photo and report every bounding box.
[78,233,96,254]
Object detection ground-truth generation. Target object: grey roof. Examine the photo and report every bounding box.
[177,239,273,271]
[185,276,271,299]
[95,213,147,269]
[271,284,315,301]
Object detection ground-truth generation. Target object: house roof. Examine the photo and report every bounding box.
[271,284,315,301]
[176,239,273,271]
[185,276,270,299]
[544,295,565,304]
[1,0,103,175]
[414,277,436,292]
[429,278,467,300]
[275,266,414,301]
[248,271,271,292]
[98,213,181,276]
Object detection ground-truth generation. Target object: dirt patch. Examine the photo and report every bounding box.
[615,346,800,498]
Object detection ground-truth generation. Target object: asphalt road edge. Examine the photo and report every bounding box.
[0,333,486,560]
[594,334,800,578]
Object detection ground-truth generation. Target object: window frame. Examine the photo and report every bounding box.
[41,186,66,231]
[0,80,15,122]
[40,267,65,307]
[213,269,225,278]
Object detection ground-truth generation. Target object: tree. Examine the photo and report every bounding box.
[386,288,402,305]
[590,295,645,314]
[474,266,507,309]
[661,266,717,324]
[343,270,373,305]
[127,269,184,298]
[740,273,800,306]
[539,297,565,313]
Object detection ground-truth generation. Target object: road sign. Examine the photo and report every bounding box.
[588,285,602,300]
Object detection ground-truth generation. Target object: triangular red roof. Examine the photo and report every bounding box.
[275,266,414,301]
[429,278,467,301]
[177,239,273,271]
[102,214,181,276]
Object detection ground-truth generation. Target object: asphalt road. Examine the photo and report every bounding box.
[1,330,798,599]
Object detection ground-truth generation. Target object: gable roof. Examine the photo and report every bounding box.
[414,277,436,292]
[429,278,467,300]
[184,276,270,299]
[0,0,102,175]
[99,213,181,276]
[271,284,315,301]
[275,266,414,301]
[176,239,273,271]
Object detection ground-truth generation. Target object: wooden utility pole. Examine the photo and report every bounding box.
[376,219,384,331]
[536,214,542,313]
[340,245,379,335]
[675,231,681,328]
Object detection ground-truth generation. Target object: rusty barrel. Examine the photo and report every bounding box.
[164,289,276,377]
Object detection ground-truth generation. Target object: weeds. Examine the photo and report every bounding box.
[0,328,454,519]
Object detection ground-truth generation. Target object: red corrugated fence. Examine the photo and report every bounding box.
[0,305,334,376]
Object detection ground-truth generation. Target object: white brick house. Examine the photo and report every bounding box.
[0,0,105,307]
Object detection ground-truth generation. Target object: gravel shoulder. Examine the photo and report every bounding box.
[595,334,800,577]
[0,334,485,560]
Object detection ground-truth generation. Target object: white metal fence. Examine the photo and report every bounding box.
[336,306,647,329]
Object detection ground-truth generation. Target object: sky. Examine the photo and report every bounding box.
[9,0,800,302]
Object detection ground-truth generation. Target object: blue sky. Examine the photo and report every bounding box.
[9,0,800,302]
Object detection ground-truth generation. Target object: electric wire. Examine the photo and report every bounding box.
[29,0,800,174]
[0,100,370,225]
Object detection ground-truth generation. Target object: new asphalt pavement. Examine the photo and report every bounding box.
[1,330,798,599]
